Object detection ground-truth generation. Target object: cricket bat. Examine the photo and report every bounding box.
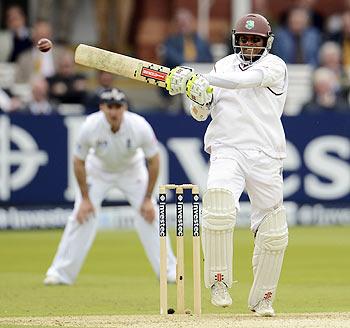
[74,44,170,88]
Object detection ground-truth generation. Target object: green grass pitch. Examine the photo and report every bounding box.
[0,225,349,317]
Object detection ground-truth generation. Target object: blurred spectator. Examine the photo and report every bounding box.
[325,0,350,36]
[47,50,87,105]
[159,8,213,69]
[301,67,349,113]
[5,4,32,62]
[36,0,77,43]
[272,7,322,66]
[328,11,350,69]
[24,77,56,115]
[0,88,22,113]
[95,0,135,53]
[158,8,213,110]
[15,20,67,83]
[318,41,350,103]
[280,0,325,33]
[299,0,324,32]
[84,71,115,114]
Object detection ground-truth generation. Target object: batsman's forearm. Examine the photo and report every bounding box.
[204,69,263,89]
[73,157,89,199]
[145,153,160,198]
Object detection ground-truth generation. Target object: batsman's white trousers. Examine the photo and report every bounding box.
[46,160,176,284]
[207,146,284,232]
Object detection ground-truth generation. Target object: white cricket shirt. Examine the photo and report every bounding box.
[74,111,158,172]
[204,53,288,159]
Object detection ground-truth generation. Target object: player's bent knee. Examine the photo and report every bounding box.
[256,206,288,252]
[202,188,236,230]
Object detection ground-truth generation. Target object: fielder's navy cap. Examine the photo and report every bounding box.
[99,88,127,105]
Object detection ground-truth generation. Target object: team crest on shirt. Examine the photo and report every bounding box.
[96,139,108,150]
[245,20,254,30]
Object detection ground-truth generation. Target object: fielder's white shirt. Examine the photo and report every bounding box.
[204,53,288,159]
[74,111,158,172]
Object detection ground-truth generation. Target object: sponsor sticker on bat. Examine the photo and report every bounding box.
[141,68,168,81]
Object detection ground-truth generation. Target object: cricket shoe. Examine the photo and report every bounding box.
[211,281,232,307]
[251,299,275,317]
[43,275,68,286]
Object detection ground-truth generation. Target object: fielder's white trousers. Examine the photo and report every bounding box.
[207,146,284,232]
[46,160,176,284]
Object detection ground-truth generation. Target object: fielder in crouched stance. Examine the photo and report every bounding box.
[44,88,176,285]
[166,13,288,316]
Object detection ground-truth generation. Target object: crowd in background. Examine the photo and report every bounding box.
[0,0,350,115]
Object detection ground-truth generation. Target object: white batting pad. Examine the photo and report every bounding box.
[248,206,288,309]
[202,188,236,288]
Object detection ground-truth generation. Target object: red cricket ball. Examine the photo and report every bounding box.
[37,38,53,52]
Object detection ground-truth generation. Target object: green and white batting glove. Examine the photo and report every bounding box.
[186,74,213,106]
[190,104,211,121]
[165,66,195,95]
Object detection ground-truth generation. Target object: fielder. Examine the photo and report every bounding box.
[166,13,289,316]
[44,88,176,285]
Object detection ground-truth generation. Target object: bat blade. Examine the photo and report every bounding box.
[74,44,170,88]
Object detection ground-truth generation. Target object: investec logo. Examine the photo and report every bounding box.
[176,194,184,236]
[192,194,200,237]
[0,116,48,200]
[159,194,166,237]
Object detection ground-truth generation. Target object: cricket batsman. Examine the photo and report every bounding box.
[166,13,289,316]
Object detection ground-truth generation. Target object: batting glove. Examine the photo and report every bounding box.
[166,66,195,95]
[190,104,211,121]
[186,74,213,106]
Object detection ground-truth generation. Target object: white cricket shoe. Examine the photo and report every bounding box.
[43,275,67,286]
[210,282,232,307]
[251,299,275,317]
